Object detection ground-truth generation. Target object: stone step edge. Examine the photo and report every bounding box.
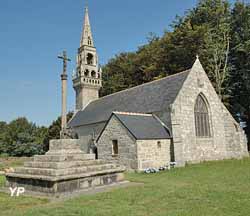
[24,160,108,168]
[6,167,126,182]
[15,163,117,173]
[33,154,95,162]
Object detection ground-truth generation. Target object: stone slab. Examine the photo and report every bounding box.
[6,171,126,196]
[6,167,125,181]
[24,160,106,169]
[33,154,95,162]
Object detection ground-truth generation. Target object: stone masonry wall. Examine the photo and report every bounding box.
[74,122,106,153]
[223,106,248,158]
[97,116,138,170]
[171,60,248,166]
[136,139,171,171]
[76,87,99,111]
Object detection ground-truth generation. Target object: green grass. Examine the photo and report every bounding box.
[1,158,250,216]
[0,175,5,187]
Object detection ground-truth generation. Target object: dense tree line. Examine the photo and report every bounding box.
[0,118,46,156]
[101,0,250,143]
[0,112,73,157]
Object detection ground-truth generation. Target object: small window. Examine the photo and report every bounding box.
[88,36,92,46]
[234,124,239,132]
[157,141,161,148]
[112,140,118,156]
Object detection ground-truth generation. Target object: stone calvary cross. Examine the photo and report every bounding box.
[58,51,71,138]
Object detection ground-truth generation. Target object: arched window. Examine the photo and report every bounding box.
[84,69,89,77]
[88,36,92,46]
[91,70,96,78]
[194,94,211,137]
[87,53,94,65]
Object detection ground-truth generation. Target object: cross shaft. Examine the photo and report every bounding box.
[58,51,71,138]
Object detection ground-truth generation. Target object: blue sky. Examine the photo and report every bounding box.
[0,0,240,126]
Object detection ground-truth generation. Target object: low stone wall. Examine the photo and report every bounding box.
[137,139,171,171]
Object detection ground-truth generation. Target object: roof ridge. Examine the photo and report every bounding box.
[93,69,191,103]
[113,111,152,117]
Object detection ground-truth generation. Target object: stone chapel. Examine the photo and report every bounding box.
[68,7,248,170]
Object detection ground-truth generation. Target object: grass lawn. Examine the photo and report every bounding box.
[0,158,250,216]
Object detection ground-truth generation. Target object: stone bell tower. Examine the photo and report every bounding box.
[73,6,102,111]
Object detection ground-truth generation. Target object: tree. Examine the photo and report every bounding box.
[172,0,231,101]
[1,118,45,156]
[229,1,250,146]
[201,0,231,102]
[0,121,7,154]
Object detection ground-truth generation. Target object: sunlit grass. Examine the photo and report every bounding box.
[0,158,250,216]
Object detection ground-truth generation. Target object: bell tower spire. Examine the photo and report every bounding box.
[73,5,102,111]
[80,6,94,47]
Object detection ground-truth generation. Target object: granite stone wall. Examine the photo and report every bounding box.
[97,116,138,170]
[74,122,106,153]
[171,60,248,166]
[137,139,171,171]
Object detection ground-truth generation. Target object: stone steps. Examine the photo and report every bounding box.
[33,153,95,162]
[15,167,86,176]
[24,160,106,169]
[14,164,118,177]
[86,164,118,172]
[5,139,126,195]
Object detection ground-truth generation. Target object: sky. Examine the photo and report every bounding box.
[0,0,240,126]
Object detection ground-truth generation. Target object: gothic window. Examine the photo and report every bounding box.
[87,53,94,65]
[194,94,211,137]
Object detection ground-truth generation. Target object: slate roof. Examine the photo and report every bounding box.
[68,69,191,127]
[97,112,171,141]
